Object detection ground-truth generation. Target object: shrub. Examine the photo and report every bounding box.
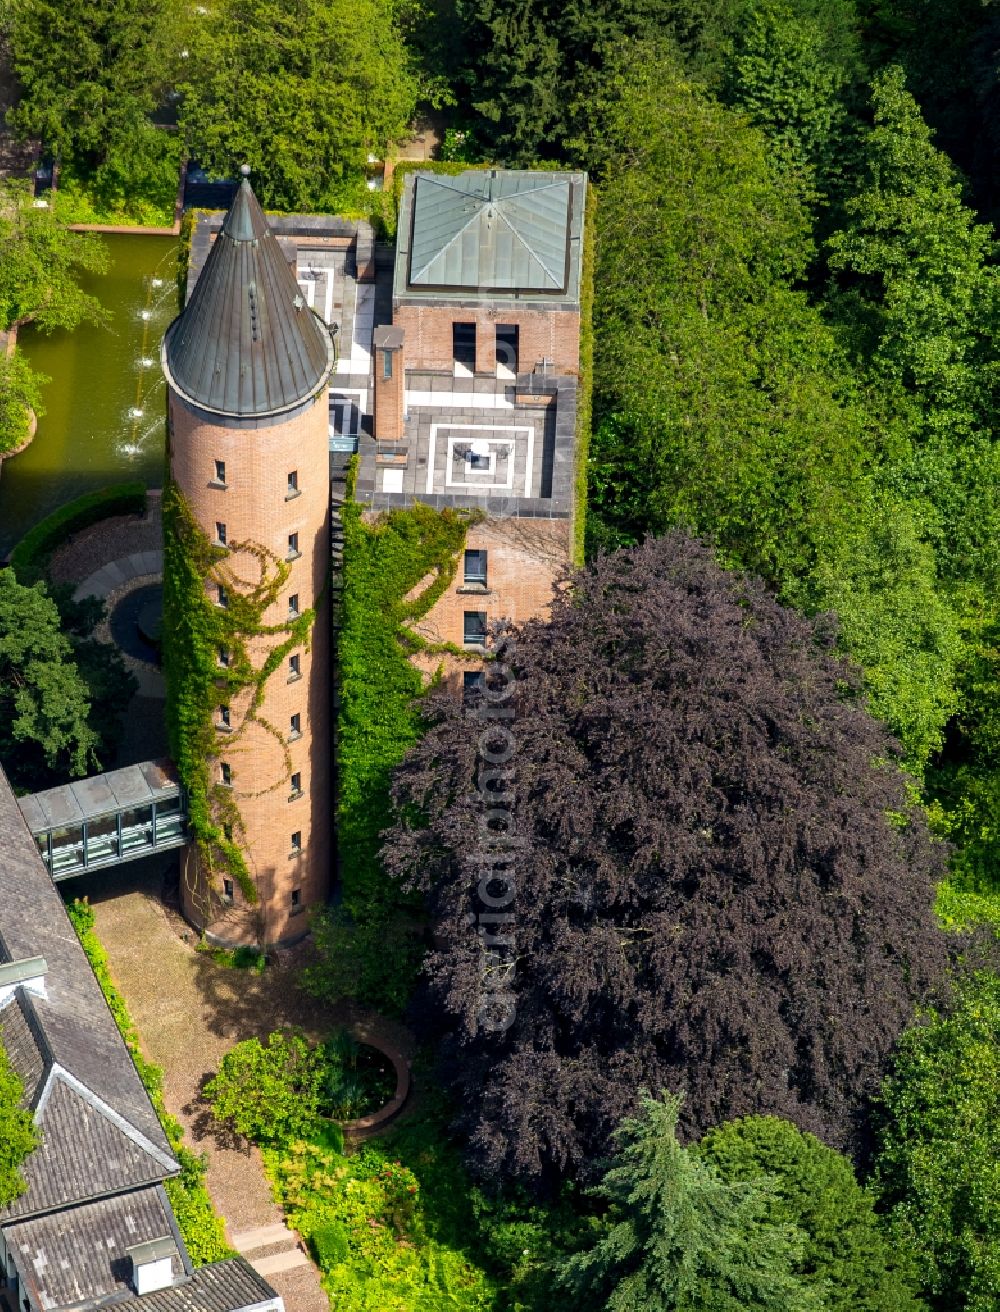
[204,1031,324,1148]
[9,482,147,583]
[0,1043,37,1209]
[0,348,46,456]
[312,1221,350,1267]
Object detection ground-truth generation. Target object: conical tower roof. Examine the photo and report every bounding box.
[162,175,333,419]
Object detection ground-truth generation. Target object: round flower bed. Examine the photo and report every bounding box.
[320,1038,398,1122]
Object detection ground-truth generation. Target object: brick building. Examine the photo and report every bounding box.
[162,174,335,945]
[165,166,586,944]
[358,168,587,690]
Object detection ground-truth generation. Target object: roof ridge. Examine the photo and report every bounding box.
[489,203,563,289]
[1,988,54,1110]
[408,199,486,284]
[37,1064,177,1175]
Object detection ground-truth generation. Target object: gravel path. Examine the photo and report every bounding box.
[79,862,415,1311]
[48,492,163,586]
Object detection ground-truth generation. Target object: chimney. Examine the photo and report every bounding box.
[127,1238,177,1296]
[373,324,406,442]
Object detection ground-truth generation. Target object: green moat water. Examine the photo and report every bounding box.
[0,233,178,555]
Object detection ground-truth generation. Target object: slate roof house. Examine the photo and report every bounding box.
[0,766,283,1312]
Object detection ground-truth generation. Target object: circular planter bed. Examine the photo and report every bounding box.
[327,1035,411,1141]
[321,1040,398,1122]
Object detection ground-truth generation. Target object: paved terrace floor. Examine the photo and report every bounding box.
[72,860,415,1312]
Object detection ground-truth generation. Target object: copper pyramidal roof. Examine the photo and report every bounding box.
[162,176,334,419]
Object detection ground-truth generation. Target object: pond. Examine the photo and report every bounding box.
[0,233,178,556]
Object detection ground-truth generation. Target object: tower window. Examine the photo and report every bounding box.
[288,653,301,681]
[222,878,234,902]
[464,549,487,586]
[218,647,230,668]
[218,704,231,729]
[286,470,299,499]
[290,772,302,797]
[220,762,232,786]
[288,593,299,617]
[464,611,488,647]
[287,532,300,560]
[216,583,228,608]
[214,459,227,486]
[223,823,233,841]
[290,831,302,854]
[289,713,302,740]
[216,521,227,546]
[382,349,393,380]
[291,887,302,909]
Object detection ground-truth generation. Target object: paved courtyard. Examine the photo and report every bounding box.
[69,859,414,1311]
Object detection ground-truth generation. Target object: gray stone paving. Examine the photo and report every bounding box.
[74,549,164,603]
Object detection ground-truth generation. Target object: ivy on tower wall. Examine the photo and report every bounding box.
[161,481,315,907]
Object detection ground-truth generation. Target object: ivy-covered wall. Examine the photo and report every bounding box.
[317,472,477,1011]
[161,481,315,913]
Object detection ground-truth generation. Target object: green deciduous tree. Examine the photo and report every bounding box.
[588,48,960,766]
[698,1116,926,1311]
[8,0,176,169]
[178,0,417,212]
[826,66,1000,586]
[0,1043,36,1210]
[872,973,1000,1311]
[0,347,46,454]
[556,1092,822,1311]
[0,570,99,790]
[204,1031,323,1148]
[0,179,108,333]
[722,0,865,206]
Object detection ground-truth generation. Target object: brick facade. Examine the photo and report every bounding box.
[167,392,332,946]
[392,304,581,377]
[408,517,571,689]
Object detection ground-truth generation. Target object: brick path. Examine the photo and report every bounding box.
[79,865,415,1311]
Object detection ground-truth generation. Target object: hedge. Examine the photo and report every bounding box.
[8,482,148,582]
[574,181,596,566]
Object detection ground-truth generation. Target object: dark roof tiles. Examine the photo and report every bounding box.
[0,995,47,1107]
[3,1185,186,1311]
[0,767,175,1223]
[163,178,334,419]
[2,1074,174,1220]
[129,1257,282,1310]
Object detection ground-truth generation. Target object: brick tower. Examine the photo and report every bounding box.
[161,171,334,946]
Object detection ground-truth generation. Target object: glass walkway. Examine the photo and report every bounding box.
[16,759,188,881]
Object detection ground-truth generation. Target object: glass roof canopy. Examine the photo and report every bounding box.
[17,759,188,880]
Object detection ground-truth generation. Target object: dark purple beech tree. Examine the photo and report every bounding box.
[382,534,950,1186]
